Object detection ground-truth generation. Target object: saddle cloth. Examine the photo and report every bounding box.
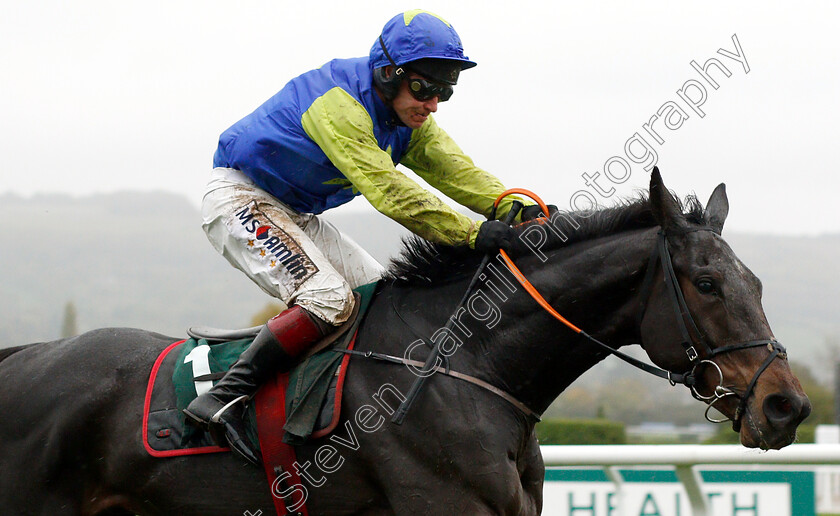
[142,282,378,457]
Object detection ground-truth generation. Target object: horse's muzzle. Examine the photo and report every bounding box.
[742,390,811,449]
[763,391,811,434]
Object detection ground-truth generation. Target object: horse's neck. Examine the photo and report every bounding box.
[464,228,657,415]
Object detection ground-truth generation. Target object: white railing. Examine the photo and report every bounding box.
[540,443,840,516]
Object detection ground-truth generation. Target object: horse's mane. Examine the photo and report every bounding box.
[385,193,705,285]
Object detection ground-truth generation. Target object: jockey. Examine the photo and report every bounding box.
[184,10,544,463]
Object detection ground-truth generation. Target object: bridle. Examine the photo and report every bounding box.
[499,226,787,431]
[637,229,786,430]
[371,189,787,429]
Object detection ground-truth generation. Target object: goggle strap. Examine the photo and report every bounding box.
[378,35,404,76]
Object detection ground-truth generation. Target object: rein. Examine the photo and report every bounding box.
[498,225,787,431]
[356,189,786,430]
[390,197,526,425]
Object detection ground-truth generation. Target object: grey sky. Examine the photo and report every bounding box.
[2,1,838,235]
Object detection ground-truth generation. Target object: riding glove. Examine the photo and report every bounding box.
[474,220,517,253]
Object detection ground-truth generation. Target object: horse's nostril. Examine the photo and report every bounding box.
[763,393,809,427]
[777,397,792,414]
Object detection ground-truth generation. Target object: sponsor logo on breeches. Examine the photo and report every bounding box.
[234,202,318,287]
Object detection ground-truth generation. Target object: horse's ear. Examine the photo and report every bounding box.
[649,167,688,234]
[703,183,729,234]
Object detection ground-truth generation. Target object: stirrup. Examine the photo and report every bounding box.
[224,424,262,467]
[209,394,250,424]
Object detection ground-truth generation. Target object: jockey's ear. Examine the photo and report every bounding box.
[649,167,689,236]
[703,183,729,234]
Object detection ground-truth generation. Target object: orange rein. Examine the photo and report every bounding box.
[494,189,583,334]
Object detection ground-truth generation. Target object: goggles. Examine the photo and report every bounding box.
[407,76,454,102]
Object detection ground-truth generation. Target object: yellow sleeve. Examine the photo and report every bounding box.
[400,115,523,221]
[301,87,483,247]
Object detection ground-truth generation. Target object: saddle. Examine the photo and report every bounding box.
[142,282,378,457]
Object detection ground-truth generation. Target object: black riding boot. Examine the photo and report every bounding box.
[183,305,330,465]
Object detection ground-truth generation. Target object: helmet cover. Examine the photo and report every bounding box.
[370,10,477,73]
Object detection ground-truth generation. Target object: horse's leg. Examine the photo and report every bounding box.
[296,381,542,515]
[518,429,545,515]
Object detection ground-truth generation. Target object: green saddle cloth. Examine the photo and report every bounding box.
[171,282,378,448]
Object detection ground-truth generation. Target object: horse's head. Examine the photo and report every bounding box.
[639,168,810,450]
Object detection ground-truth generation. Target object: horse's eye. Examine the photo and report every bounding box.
[696,279,716,295]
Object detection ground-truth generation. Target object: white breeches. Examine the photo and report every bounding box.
[201,168,385,325]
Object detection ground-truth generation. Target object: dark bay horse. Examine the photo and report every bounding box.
[0,171,810,515]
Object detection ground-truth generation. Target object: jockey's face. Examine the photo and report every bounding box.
[391,72,440,129]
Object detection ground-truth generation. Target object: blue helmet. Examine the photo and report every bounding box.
[370,10,476,100]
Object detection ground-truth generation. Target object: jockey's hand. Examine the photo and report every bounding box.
[474,220,517,253]
[520,204,559,222]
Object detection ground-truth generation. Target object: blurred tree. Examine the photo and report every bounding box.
[250,302,286,326]
[547,373,714,425]
[596,377,650,425]
[545,386,597,419]
[60,301,79,338]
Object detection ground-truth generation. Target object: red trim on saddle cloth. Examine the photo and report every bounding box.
[256,372,310,516]
[143,331,359,514]
[311,329,358,439]
[142,340,229,457]
[267,305,324,357]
